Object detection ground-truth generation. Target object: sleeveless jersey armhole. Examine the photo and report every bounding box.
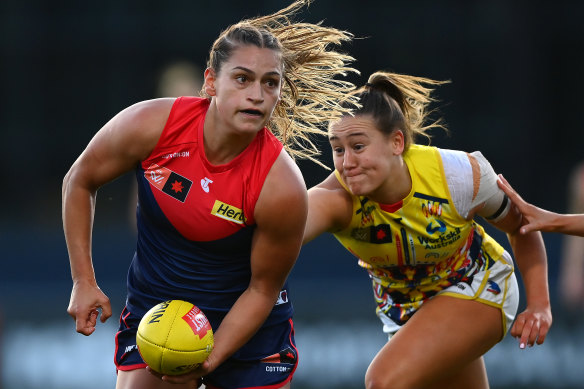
[145,97,183,161]
[246,134,283,225]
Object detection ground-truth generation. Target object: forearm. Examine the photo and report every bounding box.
[551,214,584,236]
[508,230,550,307]
[62,172,98,284]
[208,288,277,368]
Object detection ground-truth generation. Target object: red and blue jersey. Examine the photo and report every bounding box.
[127,96,291,330]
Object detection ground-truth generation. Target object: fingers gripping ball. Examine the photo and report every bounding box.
[137,300,214,375]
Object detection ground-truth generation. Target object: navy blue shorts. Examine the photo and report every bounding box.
[114,305,298,389]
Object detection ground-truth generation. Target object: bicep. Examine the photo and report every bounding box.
[249,153,308,293]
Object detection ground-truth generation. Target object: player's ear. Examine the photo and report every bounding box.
[391,130,405,155]
[204,68,217,97]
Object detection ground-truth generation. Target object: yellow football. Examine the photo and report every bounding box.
[136,300,214,375]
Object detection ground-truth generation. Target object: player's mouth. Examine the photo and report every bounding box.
[343,170,364,180]
[239,108,263,118]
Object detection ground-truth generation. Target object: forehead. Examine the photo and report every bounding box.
[328,115,379,140]
[223,45,283,74]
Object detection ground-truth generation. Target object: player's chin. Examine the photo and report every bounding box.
[238,113,267,127]
[346,180,367,196]
[241,120,267,133]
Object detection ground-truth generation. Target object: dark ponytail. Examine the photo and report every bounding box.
[338,71,448,151]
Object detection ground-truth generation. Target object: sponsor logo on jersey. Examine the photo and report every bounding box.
[417,227,462,249]
[124,344,138,354]
[200,177,213,193]
[487,280,501,295]
[261,347,297,371]
[211,200,245,224]
[145,164,192,202]
[275,290,288,305]
[425,219,446,234]
[162,151,190,159]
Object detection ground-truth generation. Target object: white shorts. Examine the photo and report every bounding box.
[379,250,519,339]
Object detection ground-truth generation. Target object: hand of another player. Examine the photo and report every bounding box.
[66,279,112,336]
[510,302,552,349]
[147,359,213,387]
[497,174,556,234]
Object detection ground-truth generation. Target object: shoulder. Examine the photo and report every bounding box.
[312,173,353,208]
[308,171,353,232]
[255,150,307,223]
[117,98,176,128]
[109,98,176,141]
[437,147,471,169]
[104,98,176,161]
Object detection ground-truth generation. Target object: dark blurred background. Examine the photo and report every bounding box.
[1,1,584,388]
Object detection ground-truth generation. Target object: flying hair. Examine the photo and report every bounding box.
[342,71,449,151]
[206,0,359,166]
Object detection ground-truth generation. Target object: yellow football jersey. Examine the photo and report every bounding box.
[333,144,509,327]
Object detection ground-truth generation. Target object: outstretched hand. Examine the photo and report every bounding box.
[497,174,558,234]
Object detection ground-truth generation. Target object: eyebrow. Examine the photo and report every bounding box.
[328,132,367,141]
[231,66,281,78]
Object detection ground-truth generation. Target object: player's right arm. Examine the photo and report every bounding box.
[62,98,174,335]
[498,174,584,237]
[303,172,353,244]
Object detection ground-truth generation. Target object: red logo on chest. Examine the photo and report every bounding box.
[145,163,192,202]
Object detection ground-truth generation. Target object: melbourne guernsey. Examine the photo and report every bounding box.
[127,96,292,329]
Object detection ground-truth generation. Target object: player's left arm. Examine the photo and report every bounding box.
[161,150,306,384]
[209,150,307,375]
[469,152,552,349]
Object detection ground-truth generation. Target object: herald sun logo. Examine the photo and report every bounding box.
[182,306,210,332]
[211,200,245,224]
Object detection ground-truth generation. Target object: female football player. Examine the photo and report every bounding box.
[62,1,358,388]
[304,71,552,389]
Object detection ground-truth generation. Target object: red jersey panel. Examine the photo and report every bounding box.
[140,96,283,242]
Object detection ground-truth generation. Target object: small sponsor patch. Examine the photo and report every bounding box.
[145,164,192,202]
[211,200,245,224]
[261,347,297,365]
